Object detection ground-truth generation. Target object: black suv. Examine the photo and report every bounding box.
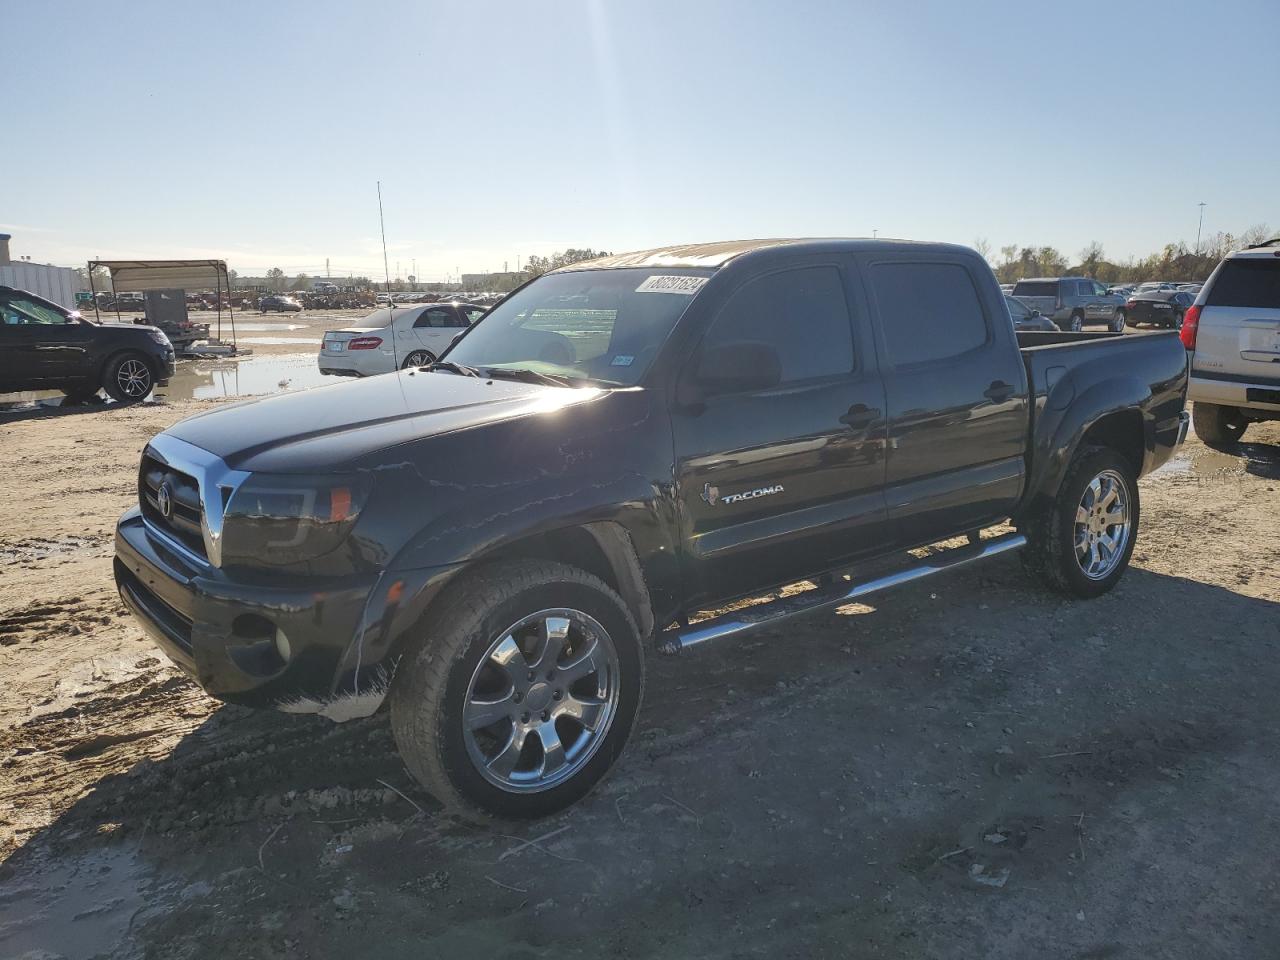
[0,286,176,402]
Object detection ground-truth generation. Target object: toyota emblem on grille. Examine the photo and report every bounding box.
[157,481,174,519]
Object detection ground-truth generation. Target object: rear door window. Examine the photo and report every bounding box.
[872,262,990,365]
[1206,259,1280,308]
[415,308,455,328]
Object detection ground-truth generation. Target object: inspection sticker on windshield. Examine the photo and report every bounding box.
[635,275,708,295]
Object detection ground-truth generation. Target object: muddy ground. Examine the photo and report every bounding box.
[1,392,1278,959]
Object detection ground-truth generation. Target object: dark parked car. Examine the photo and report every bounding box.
[1,285,175,402]
[1125,290,1195,329]
[1010,277,1127,332]
[115,239,1188,819]
[1004,295,1057,332]
[259,295,303,313]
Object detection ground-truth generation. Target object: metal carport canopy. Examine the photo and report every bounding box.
[90,259,229,291]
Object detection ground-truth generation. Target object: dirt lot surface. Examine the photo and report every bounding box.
[1,395,1279,959]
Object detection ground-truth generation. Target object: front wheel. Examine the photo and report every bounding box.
[1067,312,1084,332]
[390,560,645,820]
[402,350,435,369]
[102,353,155,403]
[1192,403,1247,446]
[1110,310,1126,333]
[1021,446,1139,598]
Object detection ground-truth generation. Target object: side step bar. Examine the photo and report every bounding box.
[658,531,1027,654]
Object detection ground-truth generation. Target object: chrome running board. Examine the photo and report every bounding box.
[659,532,1027,654]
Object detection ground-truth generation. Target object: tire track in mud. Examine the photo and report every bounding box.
[0,595,114,648]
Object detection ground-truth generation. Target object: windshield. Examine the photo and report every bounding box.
[442,268,712,386]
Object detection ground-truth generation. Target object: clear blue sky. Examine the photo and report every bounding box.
[6,0,1277,280]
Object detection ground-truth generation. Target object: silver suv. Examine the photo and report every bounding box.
[1185,239,1280,444]
[1010,277,1127,332]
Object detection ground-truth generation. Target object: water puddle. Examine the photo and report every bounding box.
[225,322,307,332]
[157,353,335,400]
[238,337,321,346]
[0,842,151,960]
[1149,449,1245,481]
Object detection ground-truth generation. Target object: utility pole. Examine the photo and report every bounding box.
[1196,202,1207,254]
[872,229,878,239]
[326,257,330,278]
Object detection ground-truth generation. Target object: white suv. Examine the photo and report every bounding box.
[1183,239,1280,444]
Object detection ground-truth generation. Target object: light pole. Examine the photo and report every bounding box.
[1196,202,1206,254]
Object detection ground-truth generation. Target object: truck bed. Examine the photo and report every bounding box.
[1016,328,1189,486]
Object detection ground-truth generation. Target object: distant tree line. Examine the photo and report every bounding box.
[976,224,1274,284]
[523,248,612,277]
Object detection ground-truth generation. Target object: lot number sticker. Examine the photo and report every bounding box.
[635,275,708,295]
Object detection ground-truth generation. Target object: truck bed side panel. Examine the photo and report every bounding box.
[1018,331,1188,514]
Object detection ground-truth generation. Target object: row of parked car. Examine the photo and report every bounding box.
[998,277,1204,333]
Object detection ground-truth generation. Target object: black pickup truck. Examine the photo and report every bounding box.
[114,239,1189,818]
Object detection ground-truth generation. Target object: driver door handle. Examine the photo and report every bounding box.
[983,380,1015,402]
[840,403,880,430]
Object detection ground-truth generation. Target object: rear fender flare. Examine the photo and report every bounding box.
[1023,374,1151,513]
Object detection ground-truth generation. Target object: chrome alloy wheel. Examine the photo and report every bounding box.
[1074,469,1131,579]
[463,609,621,793]
[117,359,152,398]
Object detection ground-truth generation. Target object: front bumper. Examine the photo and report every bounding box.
[114,507,382,712]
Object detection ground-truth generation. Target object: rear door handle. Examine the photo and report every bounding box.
[984,380,1015,402]
[840,403,880,429]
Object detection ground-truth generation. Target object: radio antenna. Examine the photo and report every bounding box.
[376,180,400,362]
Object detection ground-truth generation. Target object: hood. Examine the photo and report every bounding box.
[166,370,607,472]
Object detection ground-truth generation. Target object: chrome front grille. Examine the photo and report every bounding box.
[140,455,206,559]
[136,435,250,568]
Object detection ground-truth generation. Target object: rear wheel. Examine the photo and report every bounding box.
[1192,402,1247,446]
[402,350,435,369]
[1172,310,1185,330]
[1021,445,1139,598]
[1109,310,1126,333]
[1067,311,1084,332]
[102,353,155,403]
[390,560,645,820]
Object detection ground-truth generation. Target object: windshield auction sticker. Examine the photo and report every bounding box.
[635,275,708,295]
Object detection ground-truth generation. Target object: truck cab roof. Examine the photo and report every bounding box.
[551,238,977,273]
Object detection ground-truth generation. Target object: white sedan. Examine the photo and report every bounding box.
[318,302,486,377]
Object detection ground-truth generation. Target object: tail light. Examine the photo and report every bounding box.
[347,336,383,350]
[1126,299,1137,308]
[1179,305,1201,350]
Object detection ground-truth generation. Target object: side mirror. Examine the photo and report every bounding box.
[1031,309,1041,317]
[694,341,782,396]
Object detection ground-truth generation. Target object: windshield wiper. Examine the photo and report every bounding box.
[427,360,483,377]
[483,367,571,387]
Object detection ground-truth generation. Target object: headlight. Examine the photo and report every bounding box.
[221,473,372,566]
[147,329,170,345]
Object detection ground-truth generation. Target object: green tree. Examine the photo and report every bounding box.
[1078,242,1105,277]
[289,273,310,291]
[265,267,286,291]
